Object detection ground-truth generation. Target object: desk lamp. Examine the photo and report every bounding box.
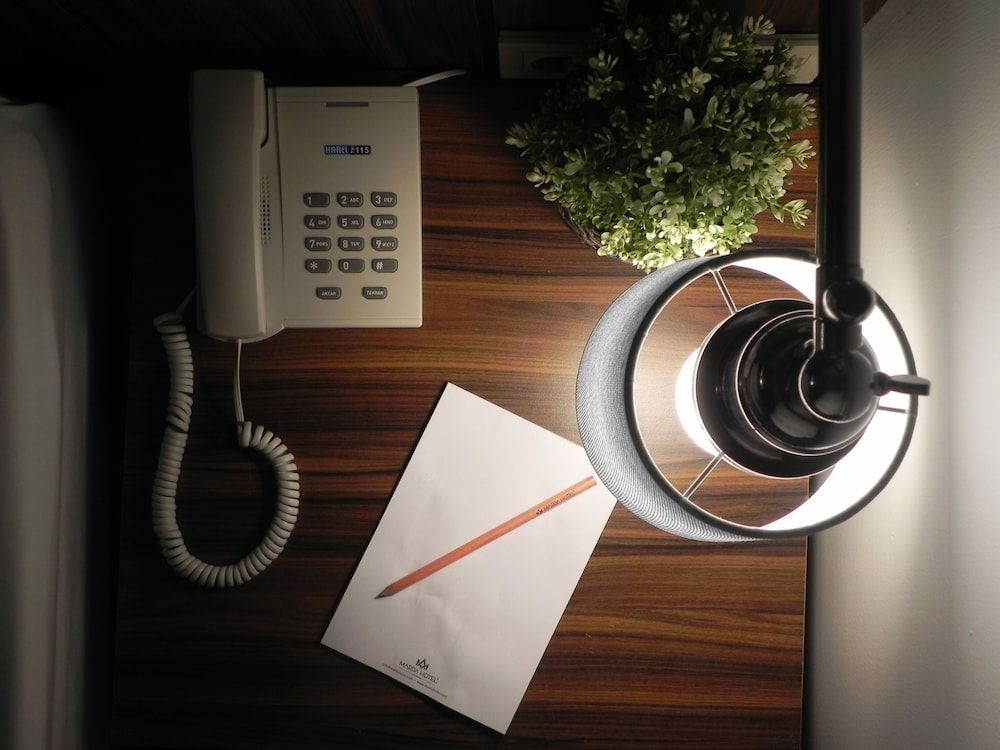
[576,0,929,541]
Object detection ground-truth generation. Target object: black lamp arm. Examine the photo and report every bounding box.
[802,0,930,418]
[815,0,869,352]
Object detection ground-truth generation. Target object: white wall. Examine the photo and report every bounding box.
[807,0,1000,747]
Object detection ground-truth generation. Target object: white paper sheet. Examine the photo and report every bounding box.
[321,383,616,733]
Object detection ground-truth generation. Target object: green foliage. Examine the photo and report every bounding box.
[506,0,816,271]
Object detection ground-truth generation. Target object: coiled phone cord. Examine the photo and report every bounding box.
[151,296,300,587]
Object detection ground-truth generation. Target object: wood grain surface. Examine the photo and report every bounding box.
[112,78,816,749]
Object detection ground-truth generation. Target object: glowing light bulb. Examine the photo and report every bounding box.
[675,350,717,455]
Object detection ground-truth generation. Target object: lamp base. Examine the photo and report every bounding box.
[695,298,876,479]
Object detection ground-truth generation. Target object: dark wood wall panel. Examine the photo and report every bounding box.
[2,0,495,82]
[493,0,889,33]
[3,0,890,85]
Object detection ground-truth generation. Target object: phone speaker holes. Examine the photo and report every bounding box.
[260,175,273,244]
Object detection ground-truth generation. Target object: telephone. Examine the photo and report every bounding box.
[150,70,424,588]
[189,69,422,341]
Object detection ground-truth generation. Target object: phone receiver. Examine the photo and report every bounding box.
[189,69,283,341]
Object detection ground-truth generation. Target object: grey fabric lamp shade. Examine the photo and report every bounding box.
[575,249,921,541]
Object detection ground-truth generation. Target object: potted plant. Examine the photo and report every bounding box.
[506,0,816,271]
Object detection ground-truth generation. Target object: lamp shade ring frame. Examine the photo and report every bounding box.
[576,248,920,542]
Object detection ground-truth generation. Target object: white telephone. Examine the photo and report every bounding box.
[150,70,424,588]
[189,68,422,341]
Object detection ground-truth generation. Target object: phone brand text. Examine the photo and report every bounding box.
[324,144,373,155]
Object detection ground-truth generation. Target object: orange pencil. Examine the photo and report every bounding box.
[375,476,598,598]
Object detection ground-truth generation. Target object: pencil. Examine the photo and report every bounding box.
[375,475,598,598]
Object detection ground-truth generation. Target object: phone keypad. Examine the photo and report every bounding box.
[303,190,403,301]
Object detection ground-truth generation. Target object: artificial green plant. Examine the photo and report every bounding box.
[506,0,816,271]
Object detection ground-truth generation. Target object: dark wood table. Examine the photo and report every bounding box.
[112,78,814,749]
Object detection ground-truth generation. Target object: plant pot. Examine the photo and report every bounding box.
[557,205,601,251]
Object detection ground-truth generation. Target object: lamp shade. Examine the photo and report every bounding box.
[576,249,920,541]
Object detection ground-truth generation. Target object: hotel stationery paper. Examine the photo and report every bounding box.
[321,383,616,733]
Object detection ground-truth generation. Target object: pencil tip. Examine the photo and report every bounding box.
[375,589,390,599]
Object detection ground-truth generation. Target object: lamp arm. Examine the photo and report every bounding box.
[801,0,930,420]
[815,0,869,353]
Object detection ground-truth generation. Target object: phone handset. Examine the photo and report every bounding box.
[149,71,298,588]
[189,69,283,341]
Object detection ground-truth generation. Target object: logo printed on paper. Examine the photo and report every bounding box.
[399,657,438,685]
